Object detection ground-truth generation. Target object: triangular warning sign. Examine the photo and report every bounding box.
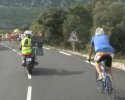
[68,31,79,42]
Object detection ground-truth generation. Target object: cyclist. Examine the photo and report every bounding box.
[87,27,115,80]
[19,30,38,66]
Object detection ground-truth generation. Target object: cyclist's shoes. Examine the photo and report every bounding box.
[108,88,113,92]
[87,59,91,62]
[97,75,103,81]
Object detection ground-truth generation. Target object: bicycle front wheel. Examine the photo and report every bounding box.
[95,70,104,93]
[105,74,115,100]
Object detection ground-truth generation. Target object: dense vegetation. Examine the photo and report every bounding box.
[0,0,125,57]
[30,0,125,57]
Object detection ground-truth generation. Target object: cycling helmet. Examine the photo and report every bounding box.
[24,30,32,36]
[95,27,104,35]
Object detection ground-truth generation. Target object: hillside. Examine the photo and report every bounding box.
[0,0,125,30]
[0,0,124,7]
[0,6,42,30]
[0,0,89,7]
[0,0,90,30]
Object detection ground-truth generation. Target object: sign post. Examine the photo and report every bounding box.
[72,41,75,52]
[68,31,79,52]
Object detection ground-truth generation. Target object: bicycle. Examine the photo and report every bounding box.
[95,59,115,100]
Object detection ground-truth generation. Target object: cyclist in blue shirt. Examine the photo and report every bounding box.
[88,27,115,80]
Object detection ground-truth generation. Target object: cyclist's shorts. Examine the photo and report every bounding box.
[95,52,113,67]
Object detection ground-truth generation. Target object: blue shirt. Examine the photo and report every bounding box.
[91,34,115,53]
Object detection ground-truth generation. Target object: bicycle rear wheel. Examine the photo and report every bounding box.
[105,74,115,100]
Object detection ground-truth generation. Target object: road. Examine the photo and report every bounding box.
[0,41,125,100]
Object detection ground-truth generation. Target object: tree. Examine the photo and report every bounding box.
[62,4,92,49]
[36,8,66,45]
[91,1,125,56]
[30,21,43,33]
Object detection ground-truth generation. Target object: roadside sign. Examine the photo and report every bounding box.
[68,31,79,52]
[32,36,44,56]
[68,31,79,42]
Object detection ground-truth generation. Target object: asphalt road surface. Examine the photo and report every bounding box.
[0,41,125,100]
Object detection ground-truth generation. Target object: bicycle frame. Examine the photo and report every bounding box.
[100,61,114,93]
[94,56,115,99]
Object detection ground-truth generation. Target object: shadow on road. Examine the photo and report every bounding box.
[115,89,125,100]
[32,67,84,76]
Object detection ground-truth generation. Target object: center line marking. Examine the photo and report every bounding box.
[59,51,71,56]
[1,43,33,80]
[27,71,32,79]
[27,86,32,100]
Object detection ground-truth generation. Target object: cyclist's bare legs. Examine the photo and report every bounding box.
[95,62,103,80]
[107,67,113,78]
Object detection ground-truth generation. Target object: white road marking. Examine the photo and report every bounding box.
[12,49,17,52]
[12,49,22,56]
[27,71,32,79]
[1,43,32,79]
[9,47,12,49]
[12,48,32,79]
[1,44,8,48]
[1,43,33,100]
[18,52,22,55]
[85,61,125,71]
[1,43,12,49]
[43,47,50,50]
[26,86,32,100]
[85,61,95,66]
[1,43,125,71]
[59,51,71,56]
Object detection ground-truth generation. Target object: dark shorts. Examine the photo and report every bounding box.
[97,55,112,67]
